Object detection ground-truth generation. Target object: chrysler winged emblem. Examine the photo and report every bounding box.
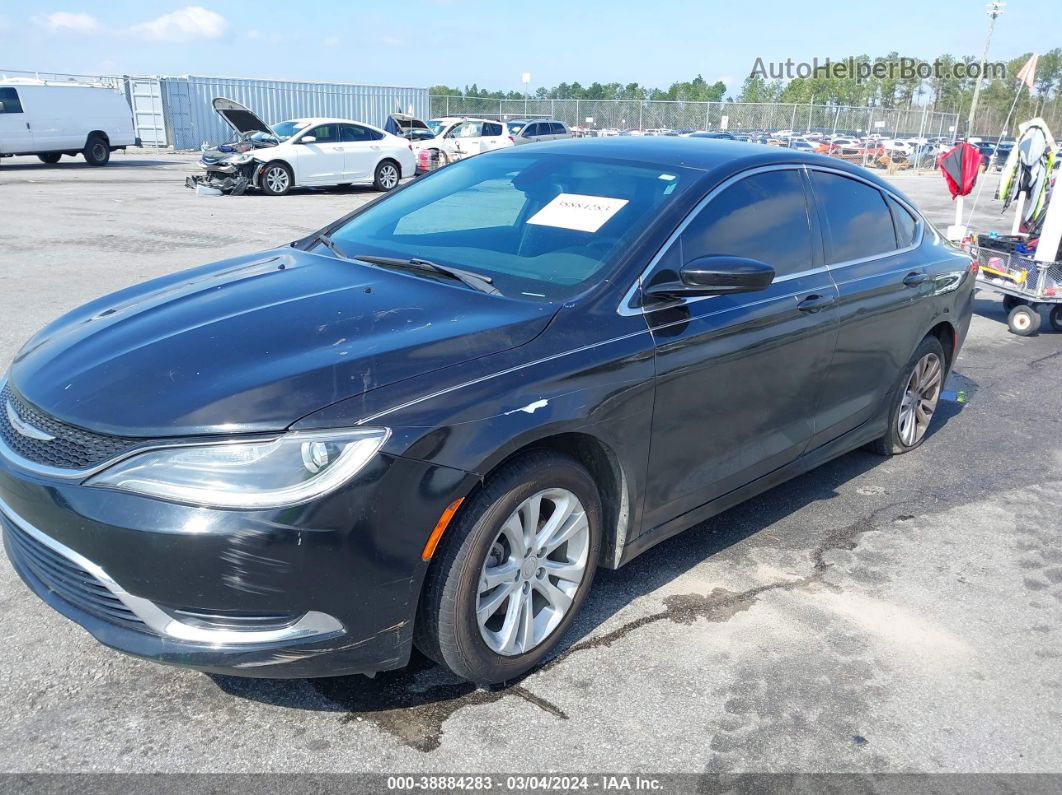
[5,400,55,442]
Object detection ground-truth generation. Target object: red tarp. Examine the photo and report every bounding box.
[939,142,981,198]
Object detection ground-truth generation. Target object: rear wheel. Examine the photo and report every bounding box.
[1048,305,1062,333]
[37,153,62,164]
[259,161,293,196]
[1007,304,1040,336]
[868,336,946,455]
[373,160,400,191]
[415,451,601,684]
[83,134,110,166]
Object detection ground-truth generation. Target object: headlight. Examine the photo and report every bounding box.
[86,428,389,509]
[231,153,256,164]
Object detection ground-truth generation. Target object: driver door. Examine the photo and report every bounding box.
[297,124,345,184]
[443,121,484,162]
[639,167,840,532]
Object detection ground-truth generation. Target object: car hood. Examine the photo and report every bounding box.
[9,250,555,437]
[213,97,273,137]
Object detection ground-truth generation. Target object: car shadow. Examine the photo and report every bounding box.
[1,159,176,170]
[208,370,975,735]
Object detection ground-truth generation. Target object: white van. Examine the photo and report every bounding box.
[0,79,138,166]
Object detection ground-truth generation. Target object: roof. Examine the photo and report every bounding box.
[509,137,909,199]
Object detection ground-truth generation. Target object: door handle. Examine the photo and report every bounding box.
[797,293,835,313]
[903,271,926,287]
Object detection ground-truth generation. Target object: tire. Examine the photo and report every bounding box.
[259,161,293,196]
[867,335,946,456]
[1049,305,1062,333]
[1007,304,1040,336]
[373,159,401,191]
[1001,294,1026,313]
[37,153,61,164]
[83,135,110,166]
[414,450,602,684]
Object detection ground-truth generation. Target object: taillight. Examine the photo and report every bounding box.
[969,258,979,276]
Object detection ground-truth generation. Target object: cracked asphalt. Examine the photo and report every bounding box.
[0,153,1060,773]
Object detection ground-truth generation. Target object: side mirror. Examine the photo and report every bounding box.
[644,256,775,299]
[300,135,317,144]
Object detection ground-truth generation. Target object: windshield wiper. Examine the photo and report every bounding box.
[311,232,348,259]
[353,255,500,295]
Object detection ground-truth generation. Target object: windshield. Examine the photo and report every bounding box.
[325,152,696,302]
[507,122,526,134]
[271,120,311,141]
[426,119,448,136]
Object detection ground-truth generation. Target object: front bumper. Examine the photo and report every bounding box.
[0,451,473,677]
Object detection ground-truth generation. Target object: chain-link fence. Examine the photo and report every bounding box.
[430,96,963,140]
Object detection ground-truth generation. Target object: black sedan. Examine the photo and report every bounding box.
[0,138,975,684]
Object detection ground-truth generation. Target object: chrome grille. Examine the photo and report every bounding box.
[2,513,145,629]
[0,384,141,470]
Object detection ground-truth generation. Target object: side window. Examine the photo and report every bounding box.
[0,87,23,114]
[550,122,567,135]
[483,122,502,136]
[342,124,384,142]
[456,121,483,138]
[811,171,897,263]
[887,195,918,248]
[524,123,540,137]
[306,124,340,143]
[679,169,813,278]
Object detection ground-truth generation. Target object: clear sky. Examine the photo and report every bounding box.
[0,1,1057,94]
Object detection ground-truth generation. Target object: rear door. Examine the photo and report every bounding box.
[297,123,345,184]
[480,120,508,151]
[804,168,931,449]
[639,166,840,531]
[340,123,382,180]
[0,87,34,153]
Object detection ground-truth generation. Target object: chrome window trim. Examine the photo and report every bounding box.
[0,494,344,645]
[618,162,927,317]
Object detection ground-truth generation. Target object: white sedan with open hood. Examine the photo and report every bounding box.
[187,98,416,196]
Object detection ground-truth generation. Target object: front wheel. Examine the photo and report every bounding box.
[415,451,602,684]
[259,162,293,196]
[373,160,400,191]
[867,336,946,456]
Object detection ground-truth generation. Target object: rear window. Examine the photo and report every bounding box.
[326,152,696,301]
[811,171,897,263]
[887,196,919,247]
[0,87,23,114]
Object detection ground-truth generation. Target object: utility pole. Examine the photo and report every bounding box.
[522,72,531,117]
[966,1,1005,136]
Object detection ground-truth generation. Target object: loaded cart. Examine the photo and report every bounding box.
[973,234,1062,335]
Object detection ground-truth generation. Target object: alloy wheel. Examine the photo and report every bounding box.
[476,488,590,656]
[265,166,289,193]
[379,163,399,189]
[897,352,942,447]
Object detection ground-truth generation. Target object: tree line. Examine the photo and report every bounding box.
[430,50,1062,134]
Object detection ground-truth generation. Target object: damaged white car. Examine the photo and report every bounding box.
[187,98,417,196]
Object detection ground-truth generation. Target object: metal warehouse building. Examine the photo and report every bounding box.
[3,70,429,151]
[156,75,428,150]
